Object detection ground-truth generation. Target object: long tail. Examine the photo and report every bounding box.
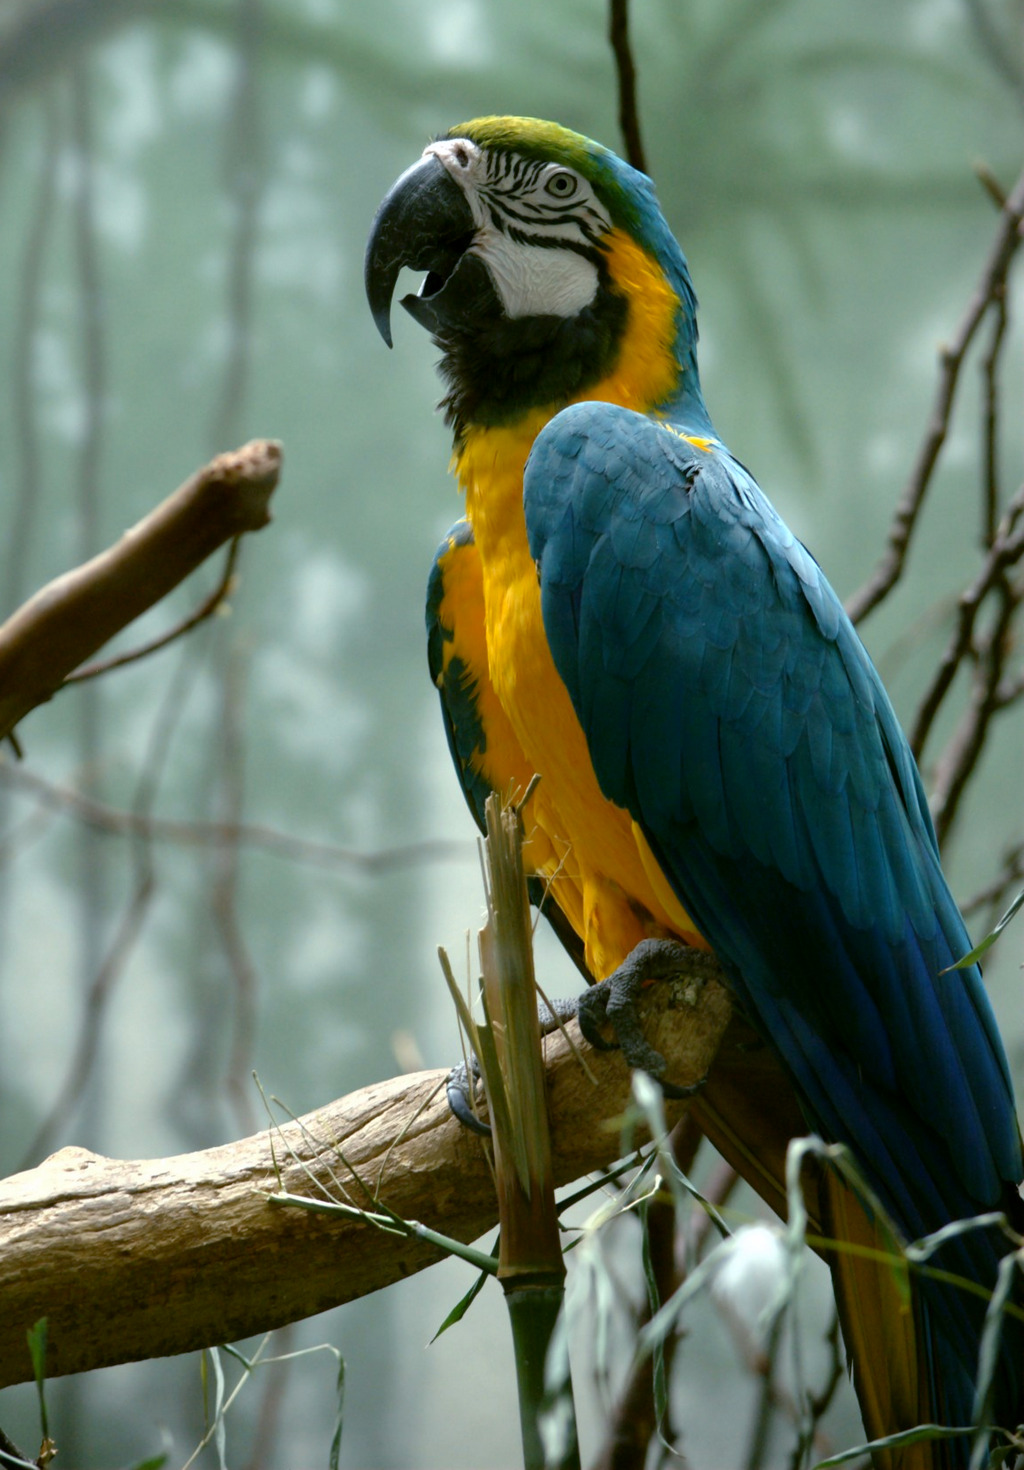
[693,1022,1022,1469]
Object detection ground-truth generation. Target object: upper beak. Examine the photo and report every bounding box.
[364,154,476,347]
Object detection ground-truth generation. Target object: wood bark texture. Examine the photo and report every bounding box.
[0,959,732,1388]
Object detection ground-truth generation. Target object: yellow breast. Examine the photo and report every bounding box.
[446,225,710,978]
[456,416,706,981]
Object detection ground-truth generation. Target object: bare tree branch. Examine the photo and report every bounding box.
[608,0,646,174]
[0,439,282,742]
[962,840,1024,923]
[909,482,1024,760]
[213,648,260,1138]
[930,574,1021,845]
[0,760,475,873]
[962,0,1024,112]
[845,166,1024,626]
[996,662,1024,709]
[4,88,58,619]
[0,960,734,1390]
[22,873,155,1169]
[18,643,207,1171]
[980,279,1007,547]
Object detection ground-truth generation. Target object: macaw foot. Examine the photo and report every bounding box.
[445,940,705,1131]
[576,937,709,1100]
[445,994,580,1136]
[446,1059,491,1136]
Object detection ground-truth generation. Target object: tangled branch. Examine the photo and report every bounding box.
[846,167,1024,627]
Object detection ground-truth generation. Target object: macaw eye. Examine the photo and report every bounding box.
[544,171,577,198]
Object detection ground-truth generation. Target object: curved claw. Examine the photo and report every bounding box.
[577,938,707,1094]
[660,1073,709,1101]
[575,983,621,1052]
[446,1062,491,1137]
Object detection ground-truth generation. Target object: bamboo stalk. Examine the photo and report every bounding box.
[477,792,580,1470]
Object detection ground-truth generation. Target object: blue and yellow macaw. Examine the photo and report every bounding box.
[365,116,1023,1463]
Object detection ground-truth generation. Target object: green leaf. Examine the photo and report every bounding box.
[26,1317,48,1441]
[431,1230,500,1341]
[267,1190,499,1274]
[814,1423,973,1466]
[970,1251,1022,1469]
[431,1259,493,1341]
[209,1347,227,1470]
[946,885,1024,970]
[638,1196,672,1450]
[630,1074,730,1239]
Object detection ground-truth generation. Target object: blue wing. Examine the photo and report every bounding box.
[524,400,1022,1425]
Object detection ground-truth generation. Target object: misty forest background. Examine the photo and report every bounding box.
[0,0,1022,1466]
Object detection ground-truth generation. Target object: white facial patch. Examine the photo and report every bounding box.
[472,233,598,318]
[423,136,610,320]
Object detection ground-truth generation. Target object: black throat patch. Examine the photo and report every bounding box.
[413,253,629,440]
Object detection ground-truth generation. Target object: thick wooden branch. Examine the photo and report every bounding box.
[0,439,282,740]
[0,958,732,1389]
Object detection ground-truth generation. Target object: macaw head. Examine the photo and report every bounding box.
[365,116,706,435]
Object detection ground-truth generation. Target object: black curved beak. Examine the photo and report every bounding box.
[364,154,476,347]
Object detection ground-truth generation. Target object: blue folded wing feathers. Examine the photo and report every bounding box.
[525,400,1021,1235]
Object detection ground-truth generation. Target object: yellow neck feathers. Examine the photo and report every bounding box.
[456,227,681,542]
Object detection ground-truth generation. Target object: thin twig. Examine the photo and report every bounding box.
[931,578,1021,845]
[995,664,1024,709]
[21,637,211,1167]
[909,483,1024,759]
[976,161,1009,211]
[745,1310,793,1470]
[0,1422,38,1470]
[608,0,646,173]
[214,647,259,1137]
[21,873,155,1168]
[962,842,1024,924]
[70,58,110,1130]
[845,165,1024,626]
[65,537,241,683]
[5,90,58,618]
[242,1322,294,1470]
[590,1115,703,1470]
[209,0,265,454]
[590,1122,743,1470]
[205,0,267,1141]
[687,1158,741,1263]
[788,1312,846,1470]
[980,283,1007,548]
[0,760,474,872]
